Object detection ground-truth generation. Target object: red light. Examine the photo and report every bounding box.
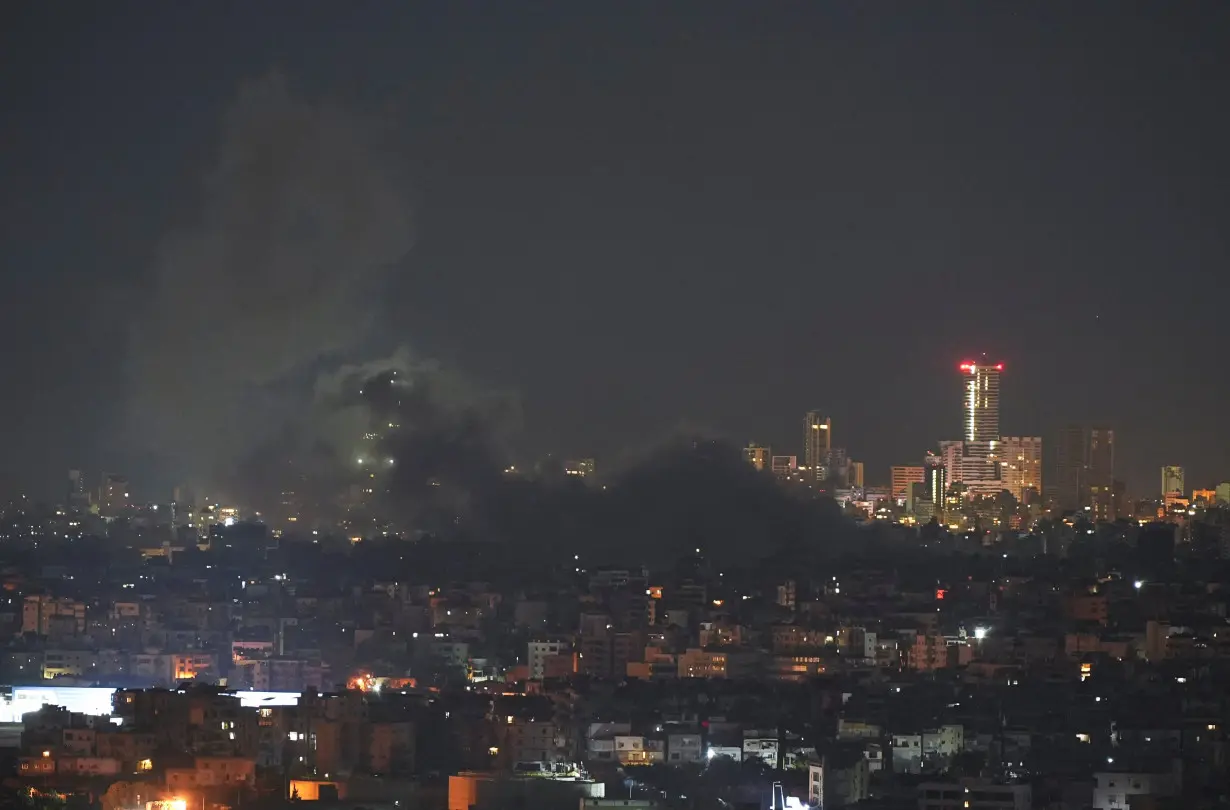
[935,588,947,600]
[995,363,1004,371]
[958,362,975,373]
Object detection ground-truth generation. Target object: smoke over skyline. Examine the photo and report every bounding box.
[125,71,415,495]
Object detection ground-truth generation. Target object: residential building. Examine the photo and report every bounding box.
[891,466,925,501]
[999,436,1042,503]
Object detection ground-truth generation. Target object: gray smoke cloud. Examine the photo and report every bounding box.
[127,71,414,492]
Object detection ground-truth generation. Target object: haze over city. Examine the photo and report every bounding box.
[2,2,1229,502]
[5,6,1230,810]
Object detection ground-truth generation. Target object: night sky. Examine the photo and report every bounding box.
[2,1,1228,500]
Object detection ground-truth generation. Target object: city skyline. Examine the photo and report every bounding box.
[2,4,1229,500]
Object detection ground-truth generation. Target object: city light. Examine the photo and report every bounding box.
[169,800,188,810]
[1134,580,1144,590]
[973,627,989,640]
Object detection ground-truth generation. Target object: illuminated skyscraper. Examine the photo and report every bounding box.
[1000,436,1043,504]
[743,444,771,472]
[803,411,831,485]
[924,452,947,513]
[1161,466,1185,499]
[958,360,1003,495]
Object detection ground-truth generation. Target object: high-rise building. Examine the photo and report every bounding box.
[1046,426,1115,520]
[849,461,865,489]
[999,437,1042,503]
[804,411,832,485]
[1087,429,1115,521]
[958,361,1003,495]
[99,474,130,517]
[1161,466,1184,500]
[939,440,965,487]
[891,466,925,501]
[1047,425,1087,512]
[66,470,87,511]
[744,444,771,472]
[822,447,849,488]
[924,453,947,511]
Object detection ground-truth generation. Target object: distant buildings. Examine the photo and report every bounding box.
[958,361,1003,496]
[98,474,129,518]
[999,436,1042,504]
[564,459,596,478]
[743,444,770,472]
[890,466,925,501]
[803,411,832,486]
[1161,465,1185,500]
[771,455,798,478]
[66,470,87,512]
[1047,426,1115,519]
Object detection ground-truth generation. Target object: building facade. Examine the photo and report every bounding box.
[999,437,1042,504]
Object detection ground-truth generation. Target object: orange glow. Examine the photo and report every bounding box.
[935,588,947,600]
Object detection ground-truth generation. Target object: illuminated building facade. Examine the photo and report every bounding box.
[939,441,964,489]
[1161,466,1185,500]
[924,453,947,516]
[743,444,771,472]
[891,466,925,501]
[804,411,831,485]
[958,361,1003,496]
[1000,436,1042,504]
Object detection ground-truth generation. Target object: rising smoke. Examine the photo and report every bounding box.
[126,71,415,496]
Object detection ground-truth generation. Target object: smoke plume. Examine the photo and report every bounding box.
[126,71,414,493]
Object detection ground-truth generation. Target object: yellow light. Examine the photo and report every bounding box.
[41,750,50,758]
[170,800,188,810]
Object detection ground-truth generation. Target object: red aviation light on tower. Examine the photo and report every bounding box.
[995,363,1004,371]
[959,361,976,373]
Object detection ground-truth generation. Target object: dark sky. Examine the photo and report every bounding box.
[2,1,1228,500]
